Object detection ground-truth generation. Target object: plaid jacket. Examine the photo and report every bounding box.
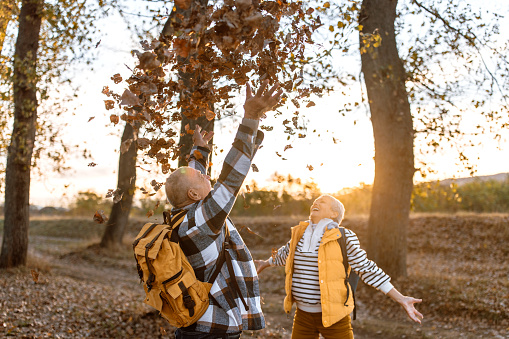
[172,118,265,333]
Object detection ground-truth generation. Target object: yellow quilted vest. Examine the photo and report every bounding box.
[283,221,354,327]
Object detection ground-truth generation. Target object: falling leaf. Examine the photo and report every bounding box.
[121,139,133,154]
[137,52,161,71]
[95,39,101,48]
[306,164,314,171]
[271,247,278,261]
[88,117,95,122]
[111,74,122,84]
[137,137,151,150]
[146,209,154,218]
[88,162,97,167]
[193,150,203,160]
[113,189,123,204]
[237,225,262,238]
[174,38,191,58]
[246,184,251,193]
[273,204,281,210]
[284,144,293,151]
[251,164,259,172]
[120,89,140,106]
[175,0,191,10]
[30,269,39,284]
[93,210,108,224]
[104,100,115,110]
[205,109,215,121]
[306,101,316,108]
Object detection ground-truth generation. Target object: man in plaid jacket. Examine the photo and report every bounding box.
[165,80,282,338]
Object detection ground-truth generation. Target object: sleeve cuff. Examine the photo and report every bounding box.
[379,281,394,294]
[241,118,260,132]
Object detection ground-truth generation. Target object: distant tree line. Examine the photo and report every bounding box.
[11,175,507,220]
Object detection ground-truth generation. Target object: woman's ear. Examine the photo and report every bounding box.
[330,211,339,220]
[188,188,201,201]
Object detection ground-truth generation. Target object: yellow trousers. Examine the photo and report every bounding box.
[291,308,354,339]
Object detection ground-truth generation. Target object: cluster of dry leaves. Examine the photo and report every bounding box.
[103,0,328,174]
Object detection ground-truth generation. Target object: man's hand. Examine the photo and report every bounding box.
[193,125,214,148]
[254,259,271,275]
[243,79,283,120]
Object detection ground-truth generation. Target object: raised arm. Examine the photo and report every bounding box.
[198,81,283,234]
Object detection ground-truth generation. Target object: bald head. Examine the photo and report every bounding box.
[165,166,212,208]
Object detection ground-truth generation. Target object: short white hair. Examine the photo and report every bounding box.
[165,167,193,207]
[319,194,345,224]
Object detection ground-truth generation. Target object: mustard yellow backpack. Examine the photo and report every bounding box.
[133,210,219,328]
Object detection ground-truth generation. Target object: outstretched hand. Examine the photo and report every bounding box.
[400,296,424,324]
[254,259,270,275]
[192,125,214,148]
[243,79,283,120]
[387,288,423,324]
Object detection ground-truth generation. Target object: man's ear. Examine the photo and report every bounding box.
[188,188,201,201]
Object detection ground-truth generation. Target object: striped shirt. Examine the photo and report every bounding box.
[173,118,265,333]
[270,223,393,310]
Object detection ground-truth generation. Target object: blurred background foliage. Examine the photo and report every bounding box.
[15,172,508,218]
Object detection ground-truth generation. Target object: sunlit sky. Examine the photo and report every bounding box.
[27,1,509,207]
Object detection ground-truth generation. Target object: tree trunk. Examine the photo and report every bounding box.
[0,0,43,268]
[100,122,139,249]
[359,0,414,279]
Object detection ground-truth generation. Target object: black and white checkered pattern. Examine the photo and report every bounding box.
[173,119,265,333]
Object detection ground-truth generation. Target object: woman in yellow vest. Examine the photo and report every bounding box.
[256,194,423,339]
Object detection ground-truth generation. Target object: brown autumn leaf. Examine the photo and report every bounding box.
[102,86,111,96]
[104,100,115,110]
[175,0,191,10]
[205,109,215,121]
[111,73,122,84]
[306,101,316,108]
[251,164,259,172]
[271,247,278,261]
[193,150,203,160]
[88,162,97,167]
[93,210,108,224]
[110,114,119,124]
[121,139,133,154]
[246,184,251,193]
[306,164,314,171]
[137,137,151,150]
[120,89,140,106]
[284,144,293,151]
[30,269,39,284]
[146,209,154,218]
[88,117,95,122]
[174,38,191,58]
[137,51,161,71]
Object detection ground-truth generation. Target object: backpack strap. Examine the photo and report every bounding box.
[338,227,357,320]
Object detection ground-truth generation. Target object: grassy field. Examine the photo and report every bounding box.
[0,213,508,338]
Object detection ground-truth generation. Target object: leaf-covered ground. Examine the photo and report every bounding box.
[1,214,508,338]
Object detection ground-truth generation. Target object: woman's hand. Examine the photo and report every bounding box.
[387,288,423,324]
[255,259,271,275]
